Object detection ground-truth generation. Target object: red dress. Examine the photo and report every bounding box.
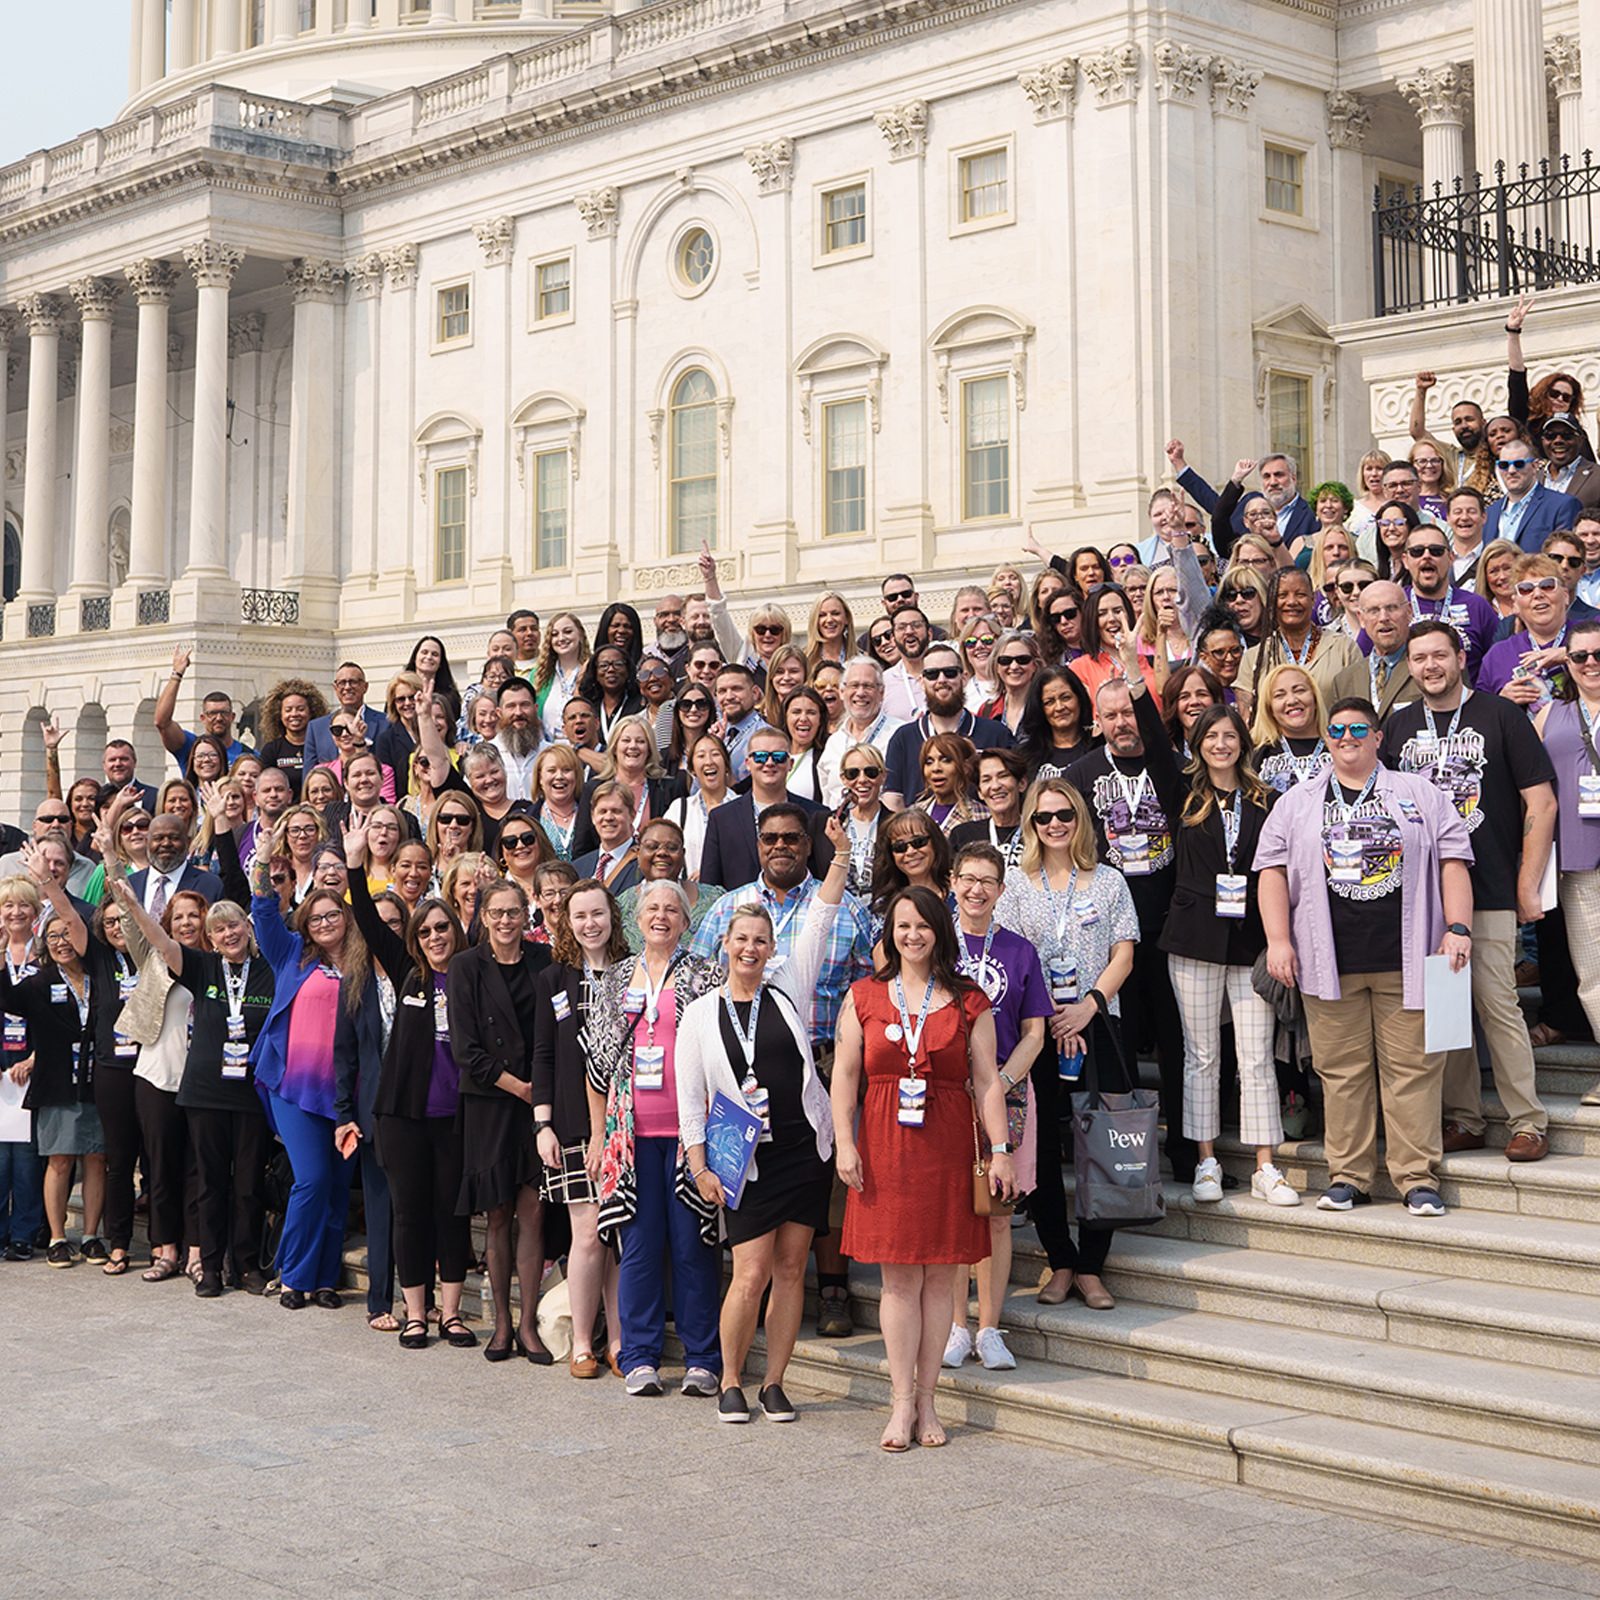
[842,980,992,1266]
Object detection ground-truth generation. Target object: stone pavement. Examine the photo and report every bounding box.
[4,1258,1599,1600]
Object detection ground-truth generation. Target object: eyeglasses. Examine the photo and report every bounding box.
[889,835,931,853]
[1051,609,1080,624]
[1570,648,1600,665]
[1499,458,1536,471]
[596,657,626,671]
[883,588,914,605]
[1551,553,1586,570]
[269,872,289,886]
[758,831,807,846]
[953,872,1002,890]
[500,832,539,851]
[1201,644,1244,660]
[285,823,319,837]
[748,750,791,766]
[307,910,345,929]
[418,921,454,940]
[436,814,472,828]
[841,765,882,780]
[1515,578,1560,595]
[996,653,1035,668]
[333,677,365,690]
[921,665,962,681]
[1406,544,1448,559]
[1377,517,1411,530]
[1327,722,1373,741]
[965,634,997,649]
[1032,808,1075,828]
[1108,553,1138,568]
[1182,519,1204,532]
[752,623,786,638]
[1337,578,1375,596]
[484,906,524,920]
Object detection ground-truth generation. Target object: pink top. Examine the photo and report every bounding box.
[630,983,680,1139]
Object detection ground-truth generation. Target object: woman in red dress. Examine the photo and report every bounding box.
[832,885,1015,1452]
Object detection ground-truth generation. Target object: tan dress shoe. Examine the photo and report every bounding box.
[1070,1275,1115,1310]
[1504,1130,1550,1162]
[1037,1269,1073,1305]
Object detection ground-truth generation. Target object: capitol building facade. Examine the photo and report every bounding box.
[0,0,1590,801]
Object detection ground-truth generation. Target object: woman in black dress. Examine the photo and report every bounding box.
[447,877,552,1362]
[531,878,627,1378]
[676,827,851,1423]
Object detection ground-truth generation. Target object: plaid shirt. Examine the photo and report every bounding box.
[690,875,873,1044]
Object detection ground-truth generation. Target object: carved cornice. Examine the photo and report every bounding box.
[382,244,418,290]
[68,276,121,322]
[744,137,795,195]
[1397,63,1472,129]
[873,100,927,159]
[574,186,619,240]
[1017,57,1078,122]
[285,257,343,305]
[348,252,386,300]
[1326,90,1371,151]
[1547,35,1582,99]
[1209,56,1262,118]
[123,257,180,307]
[1152,40,1209,104]
[1081,43,1140,107]
[17,294,65,338]
[184,240,244,290]
[473,215,515,266]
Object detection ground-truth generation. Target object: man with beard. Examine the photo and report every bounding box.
[883,605,933,721]
[1537,412,1600,508]
[131,813,225,909]
[1576,509,1600,608]
[817,657,905,807]
[1332,581,1417,718]
[713,664,769,781]
[1066,631,1197,1184]
[883,643,1012,807]
[1410,373,1498,498]
[1401,524,1498,676]
[653,594,690,680]
[699,727,828,890]
[1382,620,1554,1164]
[490,678,545,801]
[684,594,717,648]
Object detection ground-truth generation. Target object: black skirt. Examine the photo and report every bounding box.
[724,1138,833,1246]
[455,1090,539,1214]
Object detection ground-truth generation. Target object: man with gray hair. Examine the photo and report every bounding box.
[818,656,906,807]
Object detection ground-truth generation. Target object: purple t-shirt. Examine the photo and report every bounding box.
[956,924,1052,1062]
[425,971,460,1119]
[1408,586,1499,676]
[1477,625,1570,700]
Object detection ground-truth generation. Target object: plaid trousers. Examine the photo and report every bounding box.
[1169,955,1284,1148]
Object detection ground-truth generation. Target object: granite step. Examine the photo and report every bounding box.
[1482,1091,1600,1157]
[1532,1042,1600,1099]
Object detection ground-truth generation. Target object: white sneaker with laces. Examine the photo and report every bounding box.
[1192,1157,1224,1203]
[942,1324,974,1368]
[681,1367,719,1397]
[1251,1163,1301,1207]
[975,1327,1017,1371]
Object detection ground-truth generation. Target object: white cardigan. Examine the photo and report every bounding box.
[674,892,840,1181]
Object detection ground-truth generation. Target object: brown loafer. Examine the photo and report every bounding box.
[1036,1269,1073,1306]
[1528,1022,1567,1049]
[605,1351,624,1379]
[1504,1130,1550,1162]
[569,1352,601,1379]
[1440,1121,1486,1153]
[1070,1275,1115,1311]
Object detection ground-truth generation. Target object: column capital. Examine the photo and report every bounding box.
[0,311,17,346]
[349,253,386,299]
[873,100,928,160]
[124,257,181,305]
[17,294,66,337]
[1081,43,1141,107]
[382,243,419,290]
[574,188,620,240]
[183,241,244,290]
[473,216,516,266]
[743,139,795,195]
[1326,90,1372,150]
[69,276,122,322]
[1547,35,1582,98]
[1018,57,1079,123]
[1152,40,1210,104]
[1208,55,1262,118]
[285,257,344,304]
[1398,63,1473,129]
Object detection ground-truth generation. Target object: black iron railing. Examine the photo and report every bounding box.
[241,588,300,625]
[1373,154,1600,316]
[80,596,111,632]
[137,588,170,625]
[26,603,56,638]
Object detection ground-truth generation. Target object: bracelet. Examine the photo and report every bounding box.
[998,1070,1014,1091]
[533,1119,552,1133]
[1505,324,1520,333]
[989,1142,1012,1156]
[690,1167,709,1180]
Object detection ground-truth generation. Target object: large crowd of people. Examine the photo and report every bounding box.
[4,307,1599,1451]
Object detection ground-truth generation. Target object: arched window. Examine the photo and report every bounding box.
[669,368,718,552]
[3,519,19,604]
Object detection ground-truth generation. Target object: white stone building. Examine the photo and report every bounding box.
[0,0,1591,804]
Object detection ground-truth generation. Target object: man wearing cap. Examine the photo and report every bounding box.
[1483,439,1583,553]
[1537,413,1600,508]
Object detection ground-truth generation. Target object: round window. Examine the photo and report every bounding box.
[677,227,715,289]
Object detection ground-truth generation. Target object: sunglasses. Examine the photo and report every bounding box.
[1515,578,1560,595]
[1551,554,1586,570]
[1551,389,1576,402]
[638,669,669,681]
[1221,588,1254,602]
[437,814,473,827]
[331,725,360,738]
[1032,808,1075,828]
[752,623,786,637]
[965,634,997,649]
[883,589,914,605]
[1051,609,1080,624]
[889,835,931,853]
[1499,458,1536,471]
[679,698,712,712]
[842,765,882,780]
[500,832,539,850]
[870,631,894,646]
[1108,553,1138,568]
[921,665,962,680]
[1569,649,1600,665]
[1338,579,1375,595]
[39,812,71,824]
[749,750,791,766]
[757,831,807,846]
[1327,722,1373,741]
[996,653,1035,668]
[120,819,151,833]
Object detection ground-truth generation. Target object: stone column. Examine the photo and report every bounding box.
[212,0,242,56]
[1326,91,1374,328]
[1398,65,1471,195]
[67,278,120,603]
[16,295,64,608]
[180,242,242,591]
[431,0,458,21]
[171,0,197,69]
[1549,38,1585,163]
[141,0,167,89]
[376,244,418,618]
[1475,0,1548,179]
[271,0,297,42]
[284,259,341,624]
[122,260,179,601]
[519,0,548,17]
[129,0,148,95]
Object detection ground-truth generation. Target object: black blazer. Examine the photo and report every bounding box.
[0,962,92,1108]
[1158,793,1273,965]
[570,774,688,860]
[698,793,832,891]
[529,962,598,1146]
[447,940,550,1099]
[128,862,226,906]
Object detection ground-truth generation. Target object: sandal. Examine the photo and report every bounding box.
[141,1256,181,1283]
[881,1390,916,1453]
[1528,1022,1567,1049]
[398,1318,429,1351]
[368,1311,402,1333]
[102,1252,130,1277]
[185,1260,205,1286]
[914,1385,947,1448]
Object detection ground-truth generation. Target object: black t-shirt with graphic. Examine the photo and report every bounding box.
[1322,779,1403,975]
[1381,691,1554,913]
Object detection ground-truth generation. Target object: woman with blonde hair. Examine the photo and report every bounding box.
[1136,566,1191,675]
[947,585,991,638]
[1249,663,1331,795]
[376,670,426,798]
[425,791,484,876]
[442,851,495,929]
[529,743,584,861]
[271,803,328,904]
[804,592,855,674]
[744,601,792,678]
[760,645,810,728]
[1308,526,1354,622]
[1475,538,1522,618]
[1409,438,1456,522]
[347,803,407,894]
[535,611,591,740]
[958,614,1002,712]
[1346,448,1393,545]
[592,714,683,846]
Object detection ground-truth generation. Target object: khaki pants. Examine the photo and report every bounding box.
[1302,970,1443,1195]
[1443,909,1547,1137]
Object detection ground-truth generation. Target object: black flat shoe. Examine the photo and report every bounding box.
[440,1315,477,1349]
[398,1318,429,1351]
[312,1289,342,1310]
[240,1269,268,1296]
[521,1333,554,1366]
[195,1271,224,1299]
[280,1289,308,1309]
[80,1236,109,1264]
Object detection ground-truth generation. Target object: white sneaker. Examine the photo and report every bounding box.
[975,1327,1016,1371]
[942,1324,974,1368]
[625,1366,662,1396]
[1192,1157,1224,1203]
[1251,1163,1301,1207]
[681,1367,719,1397]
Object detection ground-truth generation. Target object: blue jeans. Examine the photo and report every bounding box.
[617,1136,721,1375]
[0,1136,44,1246]
[268,1090,353,1293]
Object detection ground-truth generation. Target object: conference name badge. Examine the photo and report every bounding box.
[1581,774,1600,818]
[551,992,572,1022]
[1330,834,1363,884]
[741,1072,772,1142]
[1119,832,1151,875]
[897,1076,926,1128]
[222,1040,250,1079]
[1215,873,1248,918]
[1073,894,1099,928]
[50,983,68,1005]
[634,1044,665,1091]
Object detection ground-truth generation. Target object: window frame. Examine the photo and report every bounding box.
[528,249,575,331]
[949,135,1016,238]
[959,372,1013,523]
[670,223,719,299]
[433,464,469,586]
[432,275,474,351]
[532,447,571,571]
[1261,136,1318,232]
[1265,369,1315,489]
[815,174,873,266]
[667,367,721,552]
[820,396,870,539]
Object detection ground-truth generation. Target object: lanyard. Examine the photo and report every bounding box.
[1328,767,1379,825]
[61,970,89,1030]
[599,700,625,746]
[1279,630,1314,667]
[1286,738,1327,785]
[1219,793,1241,872]
[1578,700,1600,776]
[6,947,36,985]
[857,709,890,748]
[958,922,998,983]
[542,806,576,853]
[891,974,936,1071]
[721,985,762,1071]
[764,887,806,948]
[989,818,1023,867]
[1116,766,1151,822]
[223,958,252,1023]
[1423,694,1467,748]
[637,955,670,1030]
[1040,865,1080,944]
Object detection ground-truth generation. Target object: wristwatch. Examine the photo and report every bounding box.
[1445,922,1472,938]
[989,1141,1013,1156]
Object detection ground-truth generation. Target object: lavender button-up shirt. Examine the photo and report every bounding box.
[1255,765,1473,1009]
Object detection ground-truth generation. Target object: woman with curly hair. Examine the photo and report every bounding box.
[257,679,329,799]
[535,611,591,740]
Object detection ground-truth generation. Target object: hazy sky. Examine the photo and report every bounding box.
[0,2,132,166]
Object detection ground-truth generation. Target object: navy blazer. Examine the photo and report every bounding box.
[1484,482,1586,553]
[129,862,226,906]
[331,974,385,1133]
[570,846,642,893]
[1179,467,1316,548]
[306,705,386,768]
[697,792,831,892]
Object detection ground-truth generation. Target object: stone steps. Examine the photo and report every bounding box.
[1482,1091,1600,1157]
[1531,1042,1600,1099]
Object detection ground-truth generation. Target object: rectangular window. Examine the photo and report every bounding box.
[823,400,867,536]
[1268,374,1312,487]
[436,283,470,344]
[534,256,571,323]
[298,0,316,30]
[670,411,717,554]
[435,466,467,583]
[823,183,867,254]
[959,149,1008,223]
[962,375,1010,521]
[1265,144,1304,216]
[534,450,569,569]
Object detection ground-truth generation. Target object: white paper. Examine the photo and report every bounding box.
[0,1072,30,1143]
[1424,955,1473,1053]
[1540,845,1558,914]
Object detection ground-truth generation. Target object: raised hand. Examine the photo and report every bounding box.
[1165,439,1187,473]
[342,822,369,869]
[698,540,722,600]
[824,811,849,854]
[40,717,65,753]
[1232,458,1258,483]
[198,779,231,823]
[1415,370,1437,391]
[171,644,192,678]
[1506,293,1533,333]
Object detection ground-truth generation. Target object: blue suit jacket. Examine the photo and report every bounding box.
[128,862,226,906]
[1179,468,1317,545]
[305,705,385,768]
[1485,483,1585,553]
